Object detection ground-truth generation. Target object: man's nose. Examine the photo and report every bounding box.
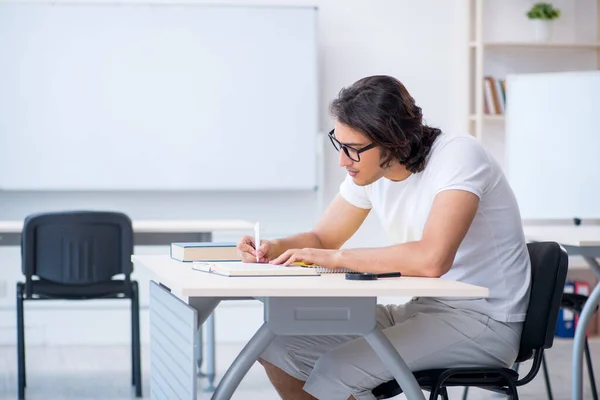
[339,150,353,167]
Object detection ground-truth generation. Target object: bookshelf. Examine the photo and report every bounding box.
[466,1,600,337]
[469,114,505,122]
[467,0,600,148]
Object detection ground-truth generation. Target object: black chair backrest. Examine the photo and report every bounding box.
[516,241,568,362]
[21,211,133,286]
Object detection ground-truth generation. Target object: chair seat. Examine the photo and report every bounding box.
[372,367,519,399]
[26,279,131,300]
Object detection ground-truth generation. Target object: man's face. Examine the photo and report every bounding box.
[332,122,385,186]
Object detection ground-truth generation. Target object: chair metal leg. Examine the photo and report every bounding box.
[584,337,599,400]
[428,385,448,400]
[16,282,25,400]
[503,362,520,400]
[440,387,449,400]
[131,299,135,386]
[131,282,142,398]
[461,386,469,400]
[429,382,442,400]
[507,375,520,400]
[542,352,554,400]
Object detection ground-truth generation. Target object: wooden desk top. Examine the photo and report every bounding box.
[0,219,255,234]
[132,255,489,299]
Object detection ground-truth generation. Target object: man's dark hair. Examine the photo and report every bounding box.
[330,75,441,173]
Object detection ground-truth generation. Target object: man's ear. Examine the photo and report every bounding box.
[378,149,393,169]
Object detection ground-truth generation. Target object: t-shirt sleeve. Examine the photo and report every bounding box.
[339,174,372,209]
[429,137,492,199]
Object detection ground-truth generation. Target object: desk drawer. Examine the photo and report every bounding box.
[265,297,376,335]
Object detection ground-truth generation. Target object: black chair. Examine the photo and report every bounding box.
[16,211,141,400]
[371,241,569,400]
[518,292,598,400]
[463,293,599,400]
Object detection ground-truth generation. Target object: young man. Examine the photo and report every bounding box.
[237,75,531,400]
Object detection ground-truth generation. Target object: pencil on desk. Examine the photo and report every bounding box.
[291,261,316,267]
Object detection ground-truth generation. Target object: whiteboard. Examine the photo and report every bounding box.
[0,3,318,190]
[505,70,600,220]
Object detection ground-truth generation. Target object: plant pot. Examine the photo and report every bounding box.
[532,19,553,42]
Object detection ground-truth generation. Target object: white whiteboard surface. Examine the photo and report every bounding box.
[505,70,600,220]
[0,3,318,190]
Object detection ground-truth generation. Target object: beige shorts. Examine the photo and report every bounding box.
[260,297,522,400]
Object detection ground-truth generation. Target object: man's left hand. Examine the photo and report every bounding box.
[269,248,340,268]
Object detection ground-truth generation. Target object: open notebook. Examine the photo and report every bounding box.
[191,261,352,277]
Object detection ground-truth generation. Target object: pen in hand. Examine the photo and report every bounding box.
[254,222,260,263]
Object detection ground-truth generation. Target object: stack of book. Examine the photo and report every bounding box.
[483,76,506,115]
[170,242,240,262]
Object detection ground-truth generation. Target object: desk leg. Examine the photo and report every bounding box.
[211,322,275,400]
[197,231,218,389]
[365,328,425,400]
[204,313,217,391]
[196,328,205,377]
[572,256,600,400]
[188,297,220,392]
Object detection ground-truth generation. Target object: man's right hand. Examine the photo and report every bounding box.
[237,236,277,263]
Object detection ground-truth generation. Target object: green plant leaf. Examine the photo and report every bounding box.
[526,2,561,20]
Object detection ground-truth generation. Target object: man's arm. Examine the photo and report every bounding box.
[335,189,479,277]
[271,194,370,256]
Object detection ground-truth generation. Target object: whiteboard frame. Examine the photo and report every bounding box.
[0,1,321,192]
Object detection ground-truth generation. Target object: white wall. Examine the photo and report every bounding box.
[0,0,471,345]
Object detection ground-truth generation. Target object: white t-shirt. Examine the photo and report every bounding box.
[339,132,531,323]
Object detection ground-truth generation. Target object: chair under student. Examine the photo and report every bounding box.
[371,241,569,400]
[16,211,141,400]
[507,292,598,400]
[461,292,599,400]
[546,292,598,400]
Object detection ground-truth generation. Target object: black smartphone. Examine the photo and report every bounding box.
[345,272,401,280]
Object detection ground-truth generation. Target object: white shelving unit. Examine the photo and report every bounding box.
[466,0,600,336]
[467,0,600,147]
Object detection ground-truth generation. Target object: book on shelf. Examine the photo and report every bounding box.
[483,76,506,115]
[191,261,354,277]
[170,242,239,262]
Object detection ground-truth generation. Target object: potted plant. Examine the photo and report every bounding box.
[526,2,561,41]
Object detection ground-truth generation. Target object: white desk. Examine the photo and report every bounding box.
[0,218,254,390]
[133,254,488,400]
[0,219,254,245]
[523,225,600,400]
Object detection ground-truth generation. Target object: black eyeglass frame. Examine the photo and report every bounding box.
[328,129,377,162]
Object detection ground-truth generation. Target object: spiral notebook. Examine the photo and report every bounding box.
[191,261,352,277]
[293,262,353,274]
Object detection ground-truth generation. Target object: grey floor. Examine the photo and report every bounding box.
[0,338,599,400]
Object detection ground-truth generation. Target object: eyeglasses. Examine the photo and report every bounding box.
[328,129,376,162]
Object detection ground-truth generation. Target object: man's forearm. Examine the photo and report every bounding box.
[336,241,451,278]
[272,232,325,257]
